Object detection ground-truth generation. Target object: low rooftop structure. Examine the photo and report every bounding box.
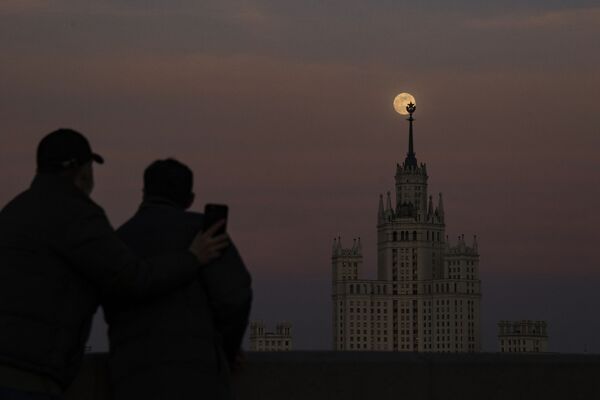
[249,321,292,352]
[498,320,548,353]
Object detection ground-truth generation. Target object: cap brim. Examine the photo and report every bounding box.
[92,153,104,164]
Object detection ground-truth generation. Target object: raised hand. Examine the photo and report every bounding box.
[189,220,230,265]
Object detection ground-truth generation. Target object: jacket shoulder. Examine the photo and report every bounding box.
[183,211,204,230]
[116,207,203,256]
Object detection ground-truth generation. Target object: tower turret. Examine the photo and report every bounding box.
[386,191,393,218]
[250,321,266,338]
[427,195,434,219]
[378,194,385,223]
[332,236,362,282]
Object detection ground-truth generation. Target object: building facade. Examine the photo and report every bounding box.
[498,320,548,353]
[332,106,482,352]
[249,321,293,352]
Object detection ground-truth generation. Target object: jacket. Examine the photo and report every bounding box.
[0,174,200,390]
[104,199,252,400]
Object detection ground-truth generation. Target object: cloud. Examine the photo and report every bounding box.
[0,0,48,14]
[468,6,600,30]
[0,0,275,25]
[226,2,273,26]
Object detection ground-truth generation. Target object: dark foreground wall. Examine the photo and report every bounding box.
[66,352,600,400]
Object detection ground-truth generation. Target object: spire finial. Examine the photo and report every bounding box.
[404,102,417,168]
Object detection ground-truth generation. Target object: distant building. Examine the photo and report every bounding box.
[249,321,292,352]
[498,320,548,353]
[332,104,481,352]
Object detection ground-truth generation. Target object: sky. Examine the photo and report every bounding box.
[1,0,599,353]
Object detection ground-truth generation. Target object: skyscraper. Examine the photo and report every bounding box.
[332,104,481,352]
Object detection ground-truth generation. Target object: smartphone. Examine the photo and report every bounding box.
[203,204,228,236]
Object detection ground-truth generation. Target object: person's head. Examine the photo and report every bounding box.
[36,129,104,196]
[143,159,195,209]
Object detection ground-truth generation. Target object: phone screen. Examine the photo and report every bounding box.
[203,204,228,235]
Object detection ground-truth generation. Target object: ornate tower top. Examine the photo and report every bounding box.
[404,102,418,168]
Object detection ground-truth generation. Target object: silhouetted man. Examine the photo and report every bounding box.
[104,159,252,400]
[0,130,228,399]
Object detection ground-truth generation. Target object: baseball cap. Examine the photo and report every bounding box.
[37,129,104,173]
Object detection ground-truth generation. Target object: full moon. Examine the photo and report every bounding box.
[393,93,416,115]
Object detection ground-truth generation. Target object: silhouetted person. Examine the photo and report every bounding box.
[0,130,228,400]
[103,159,252,400]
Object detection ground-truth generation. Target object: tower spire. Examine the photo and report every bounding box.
[427,195,433,217]
[404,102,417,168]
[437,192,445,223]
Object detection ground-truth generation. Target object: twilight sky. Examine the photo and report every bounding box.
[1,0,599,353]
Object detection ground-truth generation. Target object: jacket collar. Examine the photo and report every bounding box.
[139,196,186,211]
[30,173,90,201]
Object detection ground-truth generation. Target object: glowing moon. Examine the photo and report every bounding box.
[393,93,416,115]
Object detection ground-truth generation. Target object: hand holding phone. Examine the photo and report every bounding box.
[188,204,230,265]
[203,204,228,235]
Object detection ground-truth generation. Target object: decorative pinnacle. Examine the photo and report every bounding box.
[404,102,417,168]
